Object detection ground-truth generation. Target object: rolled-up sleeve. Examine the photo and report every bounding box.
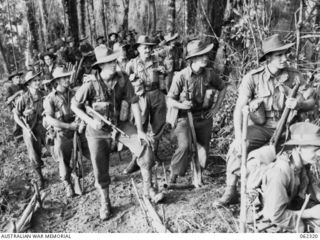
[167,71,183,100]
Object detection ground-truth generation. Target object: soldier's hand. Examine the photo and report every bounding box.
[285,97,300,110]
[90,119,103,130]
[129,74,136,81]
[137,130,152,146]
[69,122,79,131]
[179,100,193,110]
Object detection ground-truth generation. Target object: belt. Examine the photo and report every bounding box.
[145,83,159,92]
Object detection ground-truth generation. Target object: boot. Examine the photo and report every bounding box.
[141,169,165,204]
[213,185,239,207]
[99,188,111,220]
[123,156,140,175]
[63,181,75,198]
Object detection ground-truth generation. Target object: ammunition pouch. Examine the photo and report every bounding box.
[249,99,266,125]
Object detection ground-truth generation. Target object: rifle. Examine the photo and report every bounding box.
[269,82,300,147]
[21,117,37,142]
[69,61,78,86]
[85,105,129,138]
[71,131,84,195]
[185,80,202,188]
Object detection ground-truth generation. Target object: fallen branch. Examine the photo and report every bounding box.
[163,183,195,190]
[131,178,150,227]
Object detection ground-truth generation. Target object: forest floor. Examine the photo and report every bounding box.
[0,83,241,233]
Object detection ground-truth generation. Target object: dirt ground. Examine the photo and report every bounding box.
[0,84,241,233]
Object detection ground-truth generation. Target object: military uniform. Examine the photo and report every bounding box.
[168,66,225,177]
[126,55,167,136]
[14,89,46,184]
[227,66,307,176]
[260,151,320,232]
[43,89,90,187]
[72,71,156,192]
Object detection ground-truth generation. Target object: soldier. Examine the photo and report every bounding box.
[71,49,164,220]
[215,34,316,206]
[108,32,118,50]
[65,36,81,65]
[79,35,94,56]
[43,68,90,197]
[166,39,226,183]
[259,122,320,232]
[13,71,46,188]
[124,35,167,174]
[156,32,183,93]
[42,52,58,80]
[113,42,129,72]
[4,71,25,141]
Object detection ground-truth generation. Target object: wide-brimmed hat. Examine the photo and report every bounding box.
[92,48,118,67]
[79,34,88,41]
[46,44,55,51]
[284,122,320,146]
[135,35,156,47]
[42,67,73,85]
[259,34,295,62]
[108,32,118,39]
[8,70,23,81]
[24,70,41,84]
[185,40,213,59]
[41,51,56,60]
[96,36,104,42]
[164,33,179,44]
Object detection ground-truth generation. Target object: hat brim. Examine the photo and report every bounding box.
[259,42,295,62]
[80,37,89,41]
[24,72,41,84]
[92,52,118,67]
[284,139,320,146]
[165,33,179,43]
[186,43,214,60]
[8,71,23,81]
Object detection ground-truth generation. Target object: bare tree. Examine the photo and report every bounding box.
[122,0,129,33]
[185,0,197,35]
[148,0,156,34]
[167,0,176,35]
[25,0,39,52]
[88,0,97,42]
[63,0,79,43]
[101,0,108,42]
[38,0,49,46]
[77,0,86,37]
[0,37,9,74]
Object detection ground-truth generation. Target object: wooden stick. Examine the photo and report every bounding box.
[131,178,150,226]
[240,106,249,233]
[142,195,171,233]
[32,181,42,209]
[295,194,311,233]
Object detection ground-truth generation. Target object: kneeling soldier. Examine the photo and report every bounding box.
[71,49,164,220]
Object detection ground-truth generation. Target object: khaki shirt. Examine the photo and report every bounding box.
[168,66,225,114]
[261,152,320,231]
[239,66,306,128]
[73,71,137,138]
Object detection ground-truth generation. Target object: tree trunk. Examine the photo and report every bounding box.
[0,37,9,74]
[100,0,107,42]
[63,0,79,44]
[167,0,176,35]
[103,0,109,45]
[38,0,49,46]
[78,0,86,37]
[185,0,197,35]
[148,0,156,35]
[6,0,18,70]
[86,0,93,44]
[122,0,129,33]
[25,0,39,52]
[88,0,97,43]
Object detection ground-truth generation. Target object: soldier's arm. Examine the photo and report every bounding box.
[13,98,28,131]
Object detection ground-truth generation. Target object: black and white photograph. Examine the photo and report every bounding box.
[0,0,319,237]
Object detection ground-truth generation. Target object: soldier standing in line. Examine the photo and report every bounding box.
[71,49,164,220]
[43,68,90,197]
[124,35,167,174]
[166,39,226,184]
[13,71,47,188]
[215,34,316,207]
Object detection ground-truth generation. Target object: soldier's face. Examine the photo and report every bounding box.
[57,77,70,90]
[12,75,21,85]
[100,61,117,81]
[30,77,41,90]
[44,56,53,66]
[299,145,320,165]
[192,55,209,69]
[138,45,151,59]
[269,51,288,70]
